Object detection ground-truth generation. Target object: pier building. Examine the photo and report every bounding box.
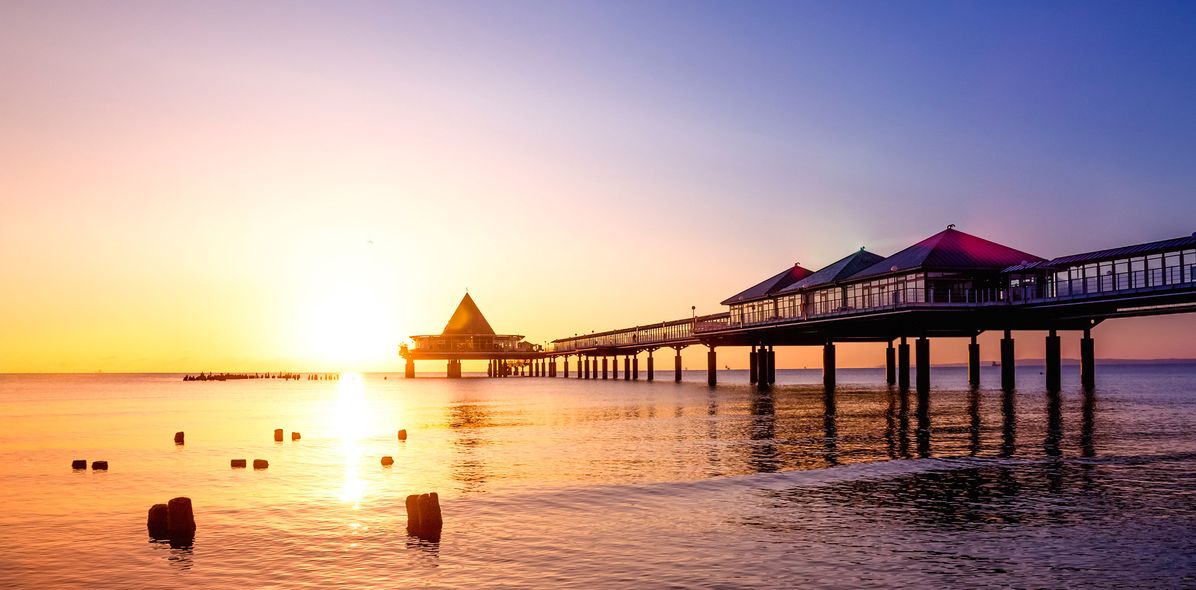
[400,293,542,378]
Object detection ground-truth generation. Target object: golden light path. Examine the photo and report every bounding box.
[335,372,369,507]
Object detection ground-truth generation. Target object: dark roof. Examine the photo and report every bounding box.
[442,293,497,335]
[849,228,1044,280]
[1043,234,1196,267]
[720,264,814,305]
[778,249,887,294]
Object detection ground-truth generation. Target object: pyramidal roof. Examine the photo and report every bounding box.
[849,227,1043,280]
[441,293,496,335]
[778,249,887,294]
[721,264,814,305]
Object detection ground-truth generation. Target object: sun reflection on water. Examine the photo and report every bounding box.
[335,373,368,507]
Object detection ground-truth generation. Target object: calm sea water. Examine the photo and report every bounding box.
[2,365,1195,588]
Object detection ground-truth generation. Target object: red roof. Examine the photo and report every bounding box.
[849,228,1043,280]
[720,264,814,305]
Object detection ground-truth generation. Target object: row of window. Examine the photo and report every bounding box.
[1051,250,1196,297]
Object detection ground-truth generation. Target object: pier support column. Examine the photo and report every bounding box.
[768,346,776,384]
[448,359,462,379]
[613,356,619,380]
[1046,329,1061,392]
[898,337,910,391]
[1081,327,1095,390]
[706,346,717,386]
[823,342,836,390]
[749,346,759,384]
[584,357,590,380]
[915,337,930,394]
[968,335,981,388]
[593,357,598,379]
[564,356,570,378]
[885,341,896,385]
[674,348,683,382]
[625,355,631,381]
[405,358,415,379]
[1001,330,1015,391]
[647,350,655,381]
[632,354,639,380]
[603,357,609,380]
[755,345,768,390]
[487,360,493,378]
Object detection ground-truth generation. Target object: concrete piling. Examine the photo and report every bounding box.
[166,496,196,546]
[823,342,836,390]
[898,337,911,391]
[231,459,247,468]
[968,335,981,388]
[381,456,394,466]
[885,341,896,385]
[147,503,169,539]
[398,429,408,441]
[253,459,268,469]
[915,337,930,394]
[274,428,284,442]
[749,346,758,384]
[406,492,443,541]
[706,348,717,386]
[1001,330,1016,391]
[292,432,301,441]
[174,431,185,445]
[91,460,108,470]
[1081,327,1096,390]
[72,459,87,470]
[1045,329,1061,392]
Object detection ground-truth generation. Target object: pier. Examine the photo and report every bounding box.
[540,227,1196,391]
[400,228,1196,389]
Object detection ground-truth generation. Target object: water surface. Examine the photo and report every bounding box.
[1,366,1195,588]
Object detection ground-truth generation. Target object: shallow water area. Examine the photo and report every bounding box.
[2,366,1195,588]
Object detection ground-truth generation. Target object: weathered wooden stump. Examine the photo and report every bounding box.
[166,496,196,546]
[71,459,87,470]
[147,503,169,539]
[397,429,408,441]
[174,431,185,445]
[230,459,247,468]
[273,429,284,442]
[91,460,108,470]
[381,456,394,466]
[291,432,301,441]
[405,492,442,541]
[253,459,269,469]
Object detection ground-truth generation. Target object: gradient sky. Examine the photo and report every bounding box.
[3,1,1196,372]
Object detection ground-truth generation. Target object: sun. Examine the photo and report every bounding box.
[301,280,396,369]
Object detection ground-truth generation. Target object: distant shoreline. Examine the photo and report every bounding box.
[4,359,1196,375]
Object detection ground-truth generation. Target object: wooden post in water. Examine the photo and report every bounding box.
[749,346,758,384]
[898,336,911,391]
[916,337,931,394]
[706,346,717,386]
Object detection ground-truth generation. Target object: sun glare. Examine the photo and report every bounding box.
[335,373,369,506]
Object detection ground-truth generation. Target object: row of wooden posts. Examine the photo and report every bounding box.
[454,328,1099,394]
[136,426,440,547]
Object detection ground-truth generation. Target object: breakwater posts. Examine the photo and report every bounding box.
[231,459,247,468]
[405,492,443,541]
[71,459,87,470]
[274,429,284,442]
[397,429,408,441]
[175,431,185,445]
[91,460,108,470]
[381,456,394,466]
[147,496,196,548]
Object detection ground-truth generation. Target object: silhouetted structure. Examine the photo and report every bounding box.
[547,227,1196,391]
[400,293,542,378]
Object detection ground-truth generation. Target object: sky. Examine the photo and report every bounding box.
[2,1,1196,372]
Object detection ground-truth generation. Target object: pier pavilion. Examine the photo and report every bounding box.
[545,226,1196,392]
[400,293,543,378]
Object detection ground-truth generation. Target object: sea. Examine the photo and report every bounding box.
[1,365,1195,589]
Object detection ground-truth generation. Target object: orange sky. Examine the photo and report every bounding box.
[3,2,1196,373]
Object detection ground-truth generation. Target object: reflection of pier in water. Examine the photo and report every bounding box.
[721,384,1099,476]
